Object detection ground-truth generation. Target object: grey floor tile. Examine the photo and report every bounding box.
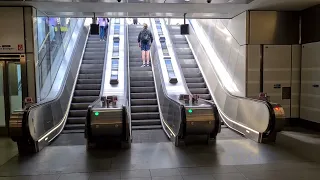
[89,171,121,179]
[150,168,180,177]
[179,167,214,175]
[212,173,247,180]
[151,176,183,180]
[0,174,60,180]
[182,175,214,180]
[121,169,151,179]
[234,164,263,172]
[58,173,89,180]
[122,178,151,180]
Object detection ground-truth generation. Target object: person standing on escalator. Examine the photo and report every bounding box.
[98,17,107,41]
[138,23,153,67]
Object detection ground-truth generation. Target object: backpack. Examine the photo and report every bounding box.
[141,30,150,43]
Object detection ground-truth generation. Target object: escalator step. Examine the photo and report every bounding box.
[132,125,162,130]
[189,88,209,94]
[70,103,91,110]
[64,124,85,130]
[132,119,161,126]
[72,96,98,103]
[76,84,101,90]
[82,60,104,64]
[187,83,207,88]
[131,87,155,93]
[81,64,104,69]
[185,78,204,83]
[131,92,156,99]
[131,99,158,106]
[131,112,160,120]
[78,74,102,79]
[131,81,155,87]
[67,117,86,124]
[69,110,87,117]
[77,79,102,84]
[62,129,84,134]
[74,90,100,96]
[131,105,158,113]
[80,69,103,74]
[130,76,154,82]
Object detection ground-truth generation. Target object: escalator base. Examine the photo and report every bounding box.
[50,133,86,146]
[132,129,170,143]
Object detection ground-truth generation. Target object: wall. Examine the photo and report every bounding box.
[299,5,320,124]
[246,11,300,119]
[196,11,247,97]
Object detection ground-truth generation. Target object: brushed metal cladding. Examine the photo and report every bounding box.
[26,19,87,145]
[301,5,320,44]
[248,11,299,45]
[188,19,272,136]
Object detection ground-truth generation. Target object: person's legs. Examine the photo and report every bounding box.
[146,44,151,66]
[99,26,104,40]
[141,51,146,66]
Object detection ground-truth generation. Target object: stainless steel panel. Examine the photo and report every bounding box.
[188,19,282,142]
[25,19,87,150]
[0,7,25,53]
[248,11,299,45]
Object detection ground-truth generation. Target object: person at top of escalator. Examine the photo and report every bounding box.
[97,17,107,41]
[138,23,153,67]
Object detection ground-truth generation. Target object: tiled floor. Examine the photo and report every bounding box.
[0,130,319,180]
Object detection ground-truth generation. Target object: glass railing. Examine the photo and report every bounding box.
[36,18,80,100]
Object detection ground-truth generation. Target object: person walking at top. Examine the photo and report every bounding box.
[133,18,138,25]
[138,23,153,67]
[98,18,107,41]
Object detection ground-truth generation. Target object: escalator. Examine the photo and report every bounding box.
[64,35,105,133]
[128,25,162,131]
[168,25,211,101]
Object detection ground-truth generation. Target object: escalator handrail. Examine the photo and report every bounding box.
[125,20,132,136]
[25,19,89,142]
[149,19,184,107]
[25,18,85,110]
[161,21,192,97]
[188,19,276,134]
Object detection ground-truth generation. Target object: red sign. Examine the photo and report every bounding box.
[18,44,23,51]
[24,97,33,104]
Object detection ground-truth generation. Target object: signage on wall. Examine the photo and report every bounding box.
[273,84,281,89]
[0,44,24,53]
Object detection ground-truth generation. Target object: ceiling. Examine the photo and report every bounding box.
[0,0,319,18]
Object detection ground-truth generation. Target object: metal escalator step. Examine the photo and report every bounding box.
[130,67,152,71]
[85,48,105,52]
[173,44,189,48]
[87,40,105,44]
[69,110,87,117]
[175,49,193,56]
[131,105,158,113]
[130,71,153,77]
[80,69,103,74]
[132,125,162,130]
[67,117,86,124]
[131,112,160,120]
[86,43,105,49]
[70,103,91,110]
[131,81,155,87]
[74,90,100,96]
[184,73,202,78]
[131,92,156,99]
[132,119,161,126]
[83,55,105,60]
[131,99,157,106]
[82,60,104,64]
[129,58,143,62]
[131,87,155,93]
[64,124,85,130]
[72,96,98,103]
[130,62,145,67]
[180,63,198,68]
[81,64,104,69]
[77,79,102,84]
[185,77,204,83]
[78,74,102,79]
[198,94,212,100]
[189,88,209,94]
[76,84,101,90]
[187,83,207,88]
[130,76,154,81]
[61,129,84,134]
[177,54,194,59]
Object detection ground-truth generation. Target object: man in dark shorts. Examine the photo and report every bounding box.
[137,23,153,67]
